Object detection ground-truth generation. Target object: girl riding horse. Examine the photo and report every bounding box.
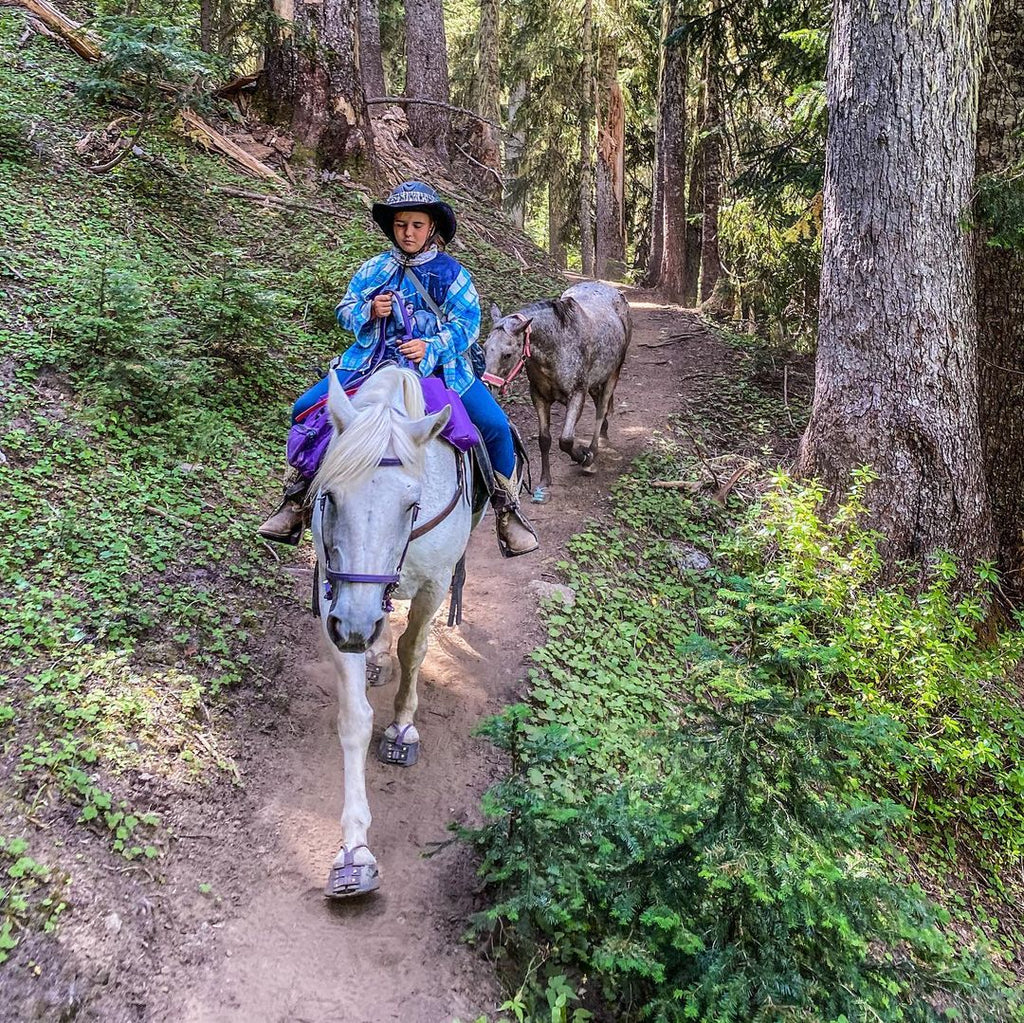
[258,181,538,558]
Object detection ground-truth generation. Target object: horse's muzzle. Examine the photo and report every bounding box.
[327,611,385,653]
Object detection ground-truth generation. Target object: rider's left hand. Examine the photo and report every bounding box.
[398,339,428,364]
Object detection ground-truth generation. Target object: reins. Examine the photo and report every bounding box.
[481,313,531,396]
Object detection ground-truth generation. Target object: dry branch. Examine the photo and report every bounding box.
[651,479,702,491]
[365,95,505,132]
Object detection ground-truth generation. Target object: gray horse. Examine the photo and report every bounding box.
[484,282,632,502]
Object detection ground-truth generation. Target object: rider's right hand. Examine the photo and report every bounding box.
[371,293,393,319]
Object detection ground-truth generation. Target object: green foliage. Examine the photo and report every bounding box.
[464,443,1024,1021]
[79,17,222,129]
[976,172,1024,252]
[0,836,67,965]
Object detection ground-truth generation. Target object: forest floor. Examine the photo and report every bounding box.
[57,292,747,1023]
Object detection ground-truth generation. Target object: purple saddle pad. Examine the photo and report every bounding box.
[287,376,479,479]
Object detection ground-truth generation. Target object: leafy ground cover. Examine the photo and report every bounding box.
[0,10,562,976]
[461,347,1024,1021]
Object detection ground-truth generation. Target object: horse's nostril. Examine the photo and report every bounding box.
[328,615,346,647]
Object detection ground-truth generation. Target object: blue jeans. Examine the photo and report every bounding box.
[292,370,515,478]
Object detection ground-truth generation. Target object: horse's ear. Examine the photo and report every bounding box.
[327,371,358,432]
[405,405,451,447]
[515,317,533,334]
[490,303,502,324]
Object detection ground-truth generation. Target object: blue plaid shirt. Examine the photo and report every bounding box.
[335,248,481,396]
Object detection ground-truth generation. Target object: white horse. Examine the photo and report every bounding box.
[310,366,481,898]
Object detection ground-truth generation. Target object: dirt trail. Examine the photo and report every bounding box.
[157,292,725,1023]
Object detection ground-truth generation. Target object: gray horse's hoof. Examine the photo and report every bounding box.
[324,845,380,899]
[378,724,419,767]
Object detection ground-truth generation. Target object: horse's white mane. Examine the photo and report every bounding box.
[311,366,428,496]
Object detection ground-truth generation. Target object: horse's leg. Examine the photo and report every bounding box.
[600,392,614,441]
[378,585,446,767]
[532,391,553,503]
[559,390,591,468]
[588,368,621,466]
[324,650,380,898]
[365,613,394,687]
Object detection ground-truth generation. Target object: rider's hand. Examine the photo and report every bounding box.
[371,293,393,319]
[398,338,428,364]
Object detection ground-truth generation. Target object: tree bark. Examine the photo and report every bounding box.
[682,70,705,305]
[977,0,1024,593]
[799,0,993,573]
[548,140,567,267]
[649,0,687,300]
[357,0,387,100]
[404,0,451,159]
[698,48,722,303]
[595,36,625,280]
[468,0,502,199]
[261,0,373,171]
[578,0,596,277]
[505,78,528,229]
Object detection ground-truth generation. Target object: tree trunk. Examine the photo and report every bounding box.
[698,49,722,303]
[199,0,215,53]
[262,0,373,171]
[578,0,595,277]
[595,36,625,280]
[468,0,502,200]
[649,0,687,300]
[404,0,451,159]
[548,145,567,268]
[682,70,705,305]
[505,79,528,229]
[977,0,1024,594]
[799,0,993,572]
[357,0,387,100]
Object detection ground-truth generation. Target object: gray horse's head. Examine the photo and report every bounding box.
[483,304,533,385]
[312,369,450,653]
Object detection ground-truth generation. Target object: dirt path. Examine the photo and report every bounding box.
[154,292,726,1023]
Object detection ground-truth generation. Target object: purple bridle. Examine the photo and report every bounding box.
[317,458,417,614]
[316,447,467,614]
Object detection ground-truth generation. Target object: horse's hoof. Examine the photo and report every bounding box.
[378,723,419,767]
[324,845,380,899]
[531,486,550,504]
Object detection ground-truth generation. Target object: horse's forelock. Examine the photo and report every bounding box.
[311,367,427,496]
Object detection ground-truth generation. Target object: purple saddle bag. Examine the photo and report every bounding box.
[286,300,479,479]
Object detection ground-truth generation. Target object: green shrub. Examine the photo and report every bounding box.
[465,453,1024,1021]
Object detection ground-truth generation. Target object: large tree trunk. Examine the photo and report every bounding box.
[357,0,387,100]
[404,0,451,159]
[799,0,993,572]
[698,49,722,303]
[648,0,687,300]
[578,0,596,277]
[595,37,625,280]
[262,0,373,170]
[977,0,1024,594]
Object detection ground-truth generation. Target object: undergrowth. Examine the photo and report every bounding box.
[463,445,1024,1021]
[0,9,562,971]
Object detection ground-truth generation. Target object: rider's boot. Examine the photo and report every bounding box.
[491,464,539,557]
[257,472,310,546]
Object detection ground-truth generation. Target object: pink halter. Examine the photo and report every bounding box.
[481,314,532,396]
